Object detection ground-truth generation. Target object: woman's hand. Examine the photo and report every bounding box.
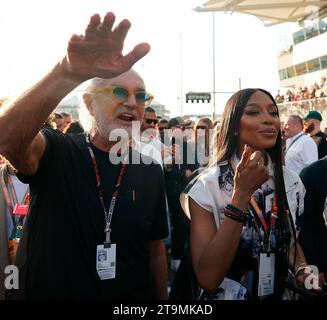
[60,12,150,81]
[231,145,269,212]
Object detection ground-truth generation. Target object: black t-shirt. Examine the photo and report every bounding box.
[298,157,327,275]
[18,129,168,299]
[164,141,196,198]
[311,131,327,159]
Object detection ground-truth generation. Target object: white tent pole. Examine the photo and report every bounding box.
[212,11,216,120]
[179,32,183,116]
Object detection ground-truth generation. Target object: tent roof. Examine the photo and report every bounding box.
[195,0,327,26]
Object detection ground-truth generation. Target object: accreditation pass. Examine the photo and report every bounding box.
[96,244,116,280]
[258,253,275,297]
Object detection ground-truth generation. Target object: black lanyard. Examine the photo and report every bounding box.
[86,135,126,247]
[285,133,304,154]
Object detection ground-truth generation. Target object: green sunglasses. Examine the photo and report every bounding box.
[94,85,154,107]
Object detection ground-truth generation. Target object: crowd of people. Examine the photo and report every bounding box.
[0,11,327,301]
[275,76,327,103]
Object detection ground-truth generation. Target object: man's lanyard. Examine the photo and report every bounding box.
[1,174,29,213]
[86,135,126,247]
[1,172,29,240]
[229,160,278,253]
[285,133,304,154]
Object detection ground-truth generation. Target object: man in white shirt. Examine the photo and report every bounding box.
[284,115,318,174]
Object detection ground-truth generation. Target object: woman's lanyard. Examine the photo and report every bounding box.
[250,195,278,253]
[229,160,279,253]
[86,135,126,247]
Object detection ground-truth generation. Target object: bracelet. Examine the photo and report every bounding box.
[224,204,248,224]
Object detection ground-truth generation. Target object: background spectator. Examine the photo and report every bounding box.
[63,120,85,136]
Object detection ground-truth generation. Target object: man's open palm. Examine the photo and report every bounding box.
[63,12,150,80]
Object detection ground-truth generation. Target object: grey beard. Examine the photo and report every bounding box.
[91,116,133,141]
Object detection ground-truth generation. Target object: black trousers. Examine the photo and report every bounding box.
[167,195,189,260]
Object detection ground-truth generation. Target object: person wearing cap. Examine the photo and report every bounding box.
[303,111,327,159]
[167,116,184,130]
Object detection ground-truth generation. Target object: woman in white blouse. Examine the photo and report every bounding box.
[181,88,319,300]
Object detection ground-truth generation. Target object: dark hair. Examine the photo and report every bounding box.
[64,121,84,135]
[158,118,168,124]
[194,117,214,130]
[213,88,296,278]
[41,114,56,130]
[145,106,156,114]
[194,117,214,156]
[61,112,71,118]
[168,117,184,129]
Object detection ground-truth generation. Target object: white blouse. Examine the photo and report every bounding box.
[181,156,305,233]
[180,156,305,298]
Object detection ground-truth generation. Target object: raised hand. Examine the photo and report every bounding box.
[61,12,150,81]
[231,145,269,211]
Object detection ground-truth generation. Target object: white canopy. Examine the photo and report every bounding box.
[195,0,327,26]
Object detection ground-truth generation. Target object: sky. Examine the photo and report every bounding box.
[0,0,297,117]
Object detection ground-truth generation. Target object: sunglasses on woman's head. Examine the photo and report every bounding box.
[94,86,154,106]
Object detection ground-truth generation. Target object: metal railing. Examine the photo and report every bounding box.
[277,97,327,127]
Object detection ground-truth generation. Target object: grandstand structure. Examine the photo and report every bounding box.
[196,1,327,128]
[276,8,327,128]
[195,1,327,26]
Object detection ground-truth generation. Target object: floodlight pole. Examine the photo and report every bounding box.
[212,12,216,120]
[179,32,183,116]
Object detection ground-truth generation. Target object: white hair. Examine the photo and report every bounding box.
[85,69,145,94]
[83,69,145,138]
